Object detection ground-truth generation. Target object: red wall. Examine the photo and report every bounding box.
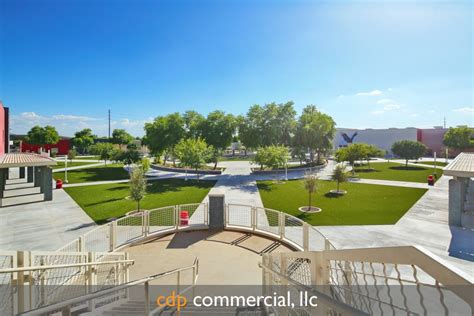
[0,102,5,155]
[21,139,71,155]
[417,128,447,155]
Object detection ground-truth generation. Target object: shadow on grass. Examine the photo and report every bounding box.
[85,197,125,207]
[354,168,380,173]
[256,183,274,192]
[324,192,345,198]
[389,166,426,171]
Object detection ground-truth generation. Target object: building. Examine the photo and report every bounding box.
[19,136,71,155]
[0,102,56,206]
[334,126,472,157]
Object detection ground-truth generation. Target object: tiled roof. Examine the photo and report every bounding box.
[444,152,474,178]
[0,153,57,168]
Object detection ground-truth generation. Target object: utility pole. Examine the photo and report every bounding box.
[443,116,446,129]
[108,109,111,140]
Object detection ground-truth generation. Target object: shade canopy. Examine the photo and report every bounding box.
[0,153,57,168]
[444,152,474,178]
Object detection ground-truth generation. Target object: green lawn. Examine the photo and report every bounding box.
[75,156,101,160]
[65,179,216,224]
[53,163,129,183]
[257,179,426,225]
[354,162,443,183]
[52,161,97,169]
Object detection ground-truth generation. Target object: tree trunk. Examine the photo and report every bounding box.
[196,168,199,181]
[337,180,340,192]
[405,159,408,167]
[308,192,312,208]
[214,160,218,170]
[137,199,140,211]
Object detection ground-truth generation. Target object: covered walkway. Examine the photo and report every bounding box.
[0,153,56,206]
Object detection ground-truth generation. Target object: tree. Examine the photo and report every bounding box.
[331,164,348,193]
[198,111,236,169]
[443,127,473,151]
[238,102,297,149]
[72,128,95,154]
[174,138,211,181]
[25,125,60,148]
[67,149,77,162]
[335,143,367,173]
[129,166,147,211]
[144,113,185,165]
[141,157,151,172]
[89,143,117,166]
[112,129,133,149]
[362,144,384,169]
[120,147,142,165]
[183,110,205,139]
[253,145,288,180]
[294,105,336,164]
[391,140,427,167]
[303,172,318,208]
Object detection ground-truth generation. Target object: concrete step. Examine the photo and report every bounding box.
[5,178,28,185]
[4,182,35,190]
[2,186,40,198]
[461,212,474,229]
[1,193,44,206]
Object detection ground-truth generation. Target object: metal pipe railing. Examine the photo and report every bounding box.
[0,259,135,274]
[258,261,368,315]
[22,257,199,316]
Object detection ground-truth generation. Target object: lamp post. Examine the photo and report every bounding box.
[433,151,437,178]
[64,155,68,183]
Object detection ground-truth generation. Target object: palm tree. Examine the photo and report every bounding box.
[332,164,348,193]
[304,171,318,208]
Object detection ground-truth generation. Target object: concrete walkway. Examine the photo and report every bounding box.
[317,175,474,277]
[0,188,96,251]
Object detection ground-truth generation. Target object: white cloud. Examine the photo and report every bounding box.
[10,112,148,137]
[356,90,383,96]
[377,98,394,105]
[370,110,385,115]
[383,103,401,111]
[52,114,98,121]
[453,107,474,114]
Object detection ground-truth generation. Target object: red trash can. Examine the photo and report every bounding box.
[56,179,63,189]
[427,175,434,186]
[180,211,189,226]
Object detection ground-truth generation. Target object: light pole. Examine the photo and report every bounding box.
[433,151,437,178]
[64,155,68,183]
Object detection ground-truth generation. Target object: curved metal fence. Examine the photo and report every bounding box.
[56,202,333,254]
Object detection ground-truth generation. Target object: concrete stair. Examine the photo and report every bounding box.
[79,299,267,315]
[1,192,45,206]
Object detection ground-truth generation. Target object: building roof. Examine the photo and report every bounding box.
[0,153,57,168]
[443,152,474,178]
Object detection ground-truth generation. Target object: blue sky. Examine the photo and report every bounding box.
[1,0,472,137]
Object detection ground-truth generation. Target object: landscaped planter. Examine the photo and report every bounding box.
[251,163,326,175]
[298,206,322,213]
[151,164,222,175]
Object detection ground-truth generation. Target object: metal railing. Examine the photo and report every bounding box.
[261,246,473,315]
[57,202,333,254]
[0,251,133,315]
[23,257,199,316]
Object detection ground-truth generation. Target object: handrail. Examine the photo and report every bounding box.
[259,262,368,315]
[22,257,199,316]
[0,259,135,274]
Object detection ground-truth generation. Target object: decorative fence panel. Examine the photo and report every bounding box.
[226,204,253,228]
[0,251,16,316]
[148,206,176,234]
